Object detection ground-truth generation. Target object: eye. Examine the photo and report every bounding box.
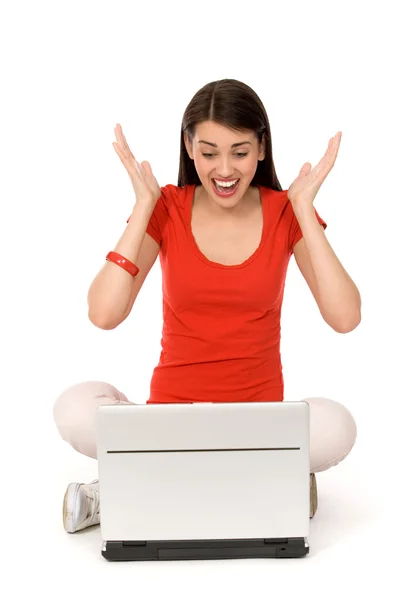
[201,153,248,159]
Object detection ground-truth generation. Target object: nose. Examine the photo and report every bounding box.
[215,156,236,179]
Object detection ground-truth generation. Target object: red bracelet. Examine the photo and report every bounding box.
[106,251,140,277]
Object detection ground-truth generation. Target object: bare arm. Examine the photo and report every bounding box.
[87,201,158,329]
[87,123,162,330]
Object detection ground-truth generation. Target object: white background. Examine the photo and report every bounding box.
[1,0,399,596]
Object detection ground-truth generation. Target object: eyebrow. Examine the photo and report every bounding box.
[198,140,252,148]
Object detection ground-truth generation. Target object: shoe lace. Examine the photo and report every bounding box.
[85,486,100,526]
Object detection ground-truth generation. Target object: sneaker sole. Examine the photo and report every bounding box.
[310,473,318,518]
[63,482,80,533]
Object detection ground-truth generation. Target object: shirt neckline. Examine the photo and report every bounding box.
[185,183,270,270]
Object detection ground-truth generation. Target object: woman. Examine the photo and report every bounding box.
[53,79,360,533]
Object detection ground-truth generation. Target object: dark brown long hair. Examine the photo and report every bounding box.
[178,79,282,191]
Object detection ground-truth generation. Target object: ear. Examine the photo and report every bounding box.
[184,132,194,160]
[258,134,266,161]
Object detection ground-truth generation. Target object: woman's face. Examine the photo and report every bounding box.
[184,120,266,209]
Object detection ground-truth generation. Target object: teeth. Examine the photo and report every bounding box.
[214,179,239,188]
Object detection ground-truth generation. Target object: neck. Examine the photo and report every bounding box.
[196,184,257,218]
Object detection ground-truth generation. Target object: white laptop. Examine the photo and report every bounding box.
[96,401,310,561]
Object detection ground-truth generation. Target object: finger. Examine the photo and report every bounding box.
[115,124,128,155]
[115,123,122,142]
[135,160,146,179]
[122,134,136,164]
[325,137,337,162]
[113,129,145,183]
[112,142,126,164]
[113,141,132,168]
[112,140,125,157]
[298,162,311,177]
[141,160,152,174]
[328,134,340,160]
[114,127,124,155]
[115,124,125,149]
[115,126,136,164]
[329,133,341,153]
[119,125,131,154]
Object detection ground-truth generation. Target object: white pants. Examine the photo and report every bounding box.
[53,380,357,473]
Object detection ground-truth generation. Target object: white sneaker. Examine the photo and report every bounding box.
[63,479,100,533]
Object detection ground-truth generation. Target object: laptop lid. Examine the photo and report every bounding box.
[96,401,310,544]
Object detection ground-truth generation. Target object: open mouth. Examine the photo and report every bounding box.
[212,178,240,196]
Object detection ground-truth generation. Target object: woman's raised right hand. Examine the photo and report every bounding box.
[112,123,161,209]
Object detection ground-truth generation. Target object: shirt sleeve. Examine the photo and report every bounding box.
[288,198,327,254]
[126,185,170,247]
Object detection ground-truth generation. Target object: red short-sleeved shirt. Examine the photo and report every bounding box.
[128,183,327,403]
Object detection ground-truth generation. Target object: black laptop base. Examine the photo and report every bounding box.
[102,537,309,560]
